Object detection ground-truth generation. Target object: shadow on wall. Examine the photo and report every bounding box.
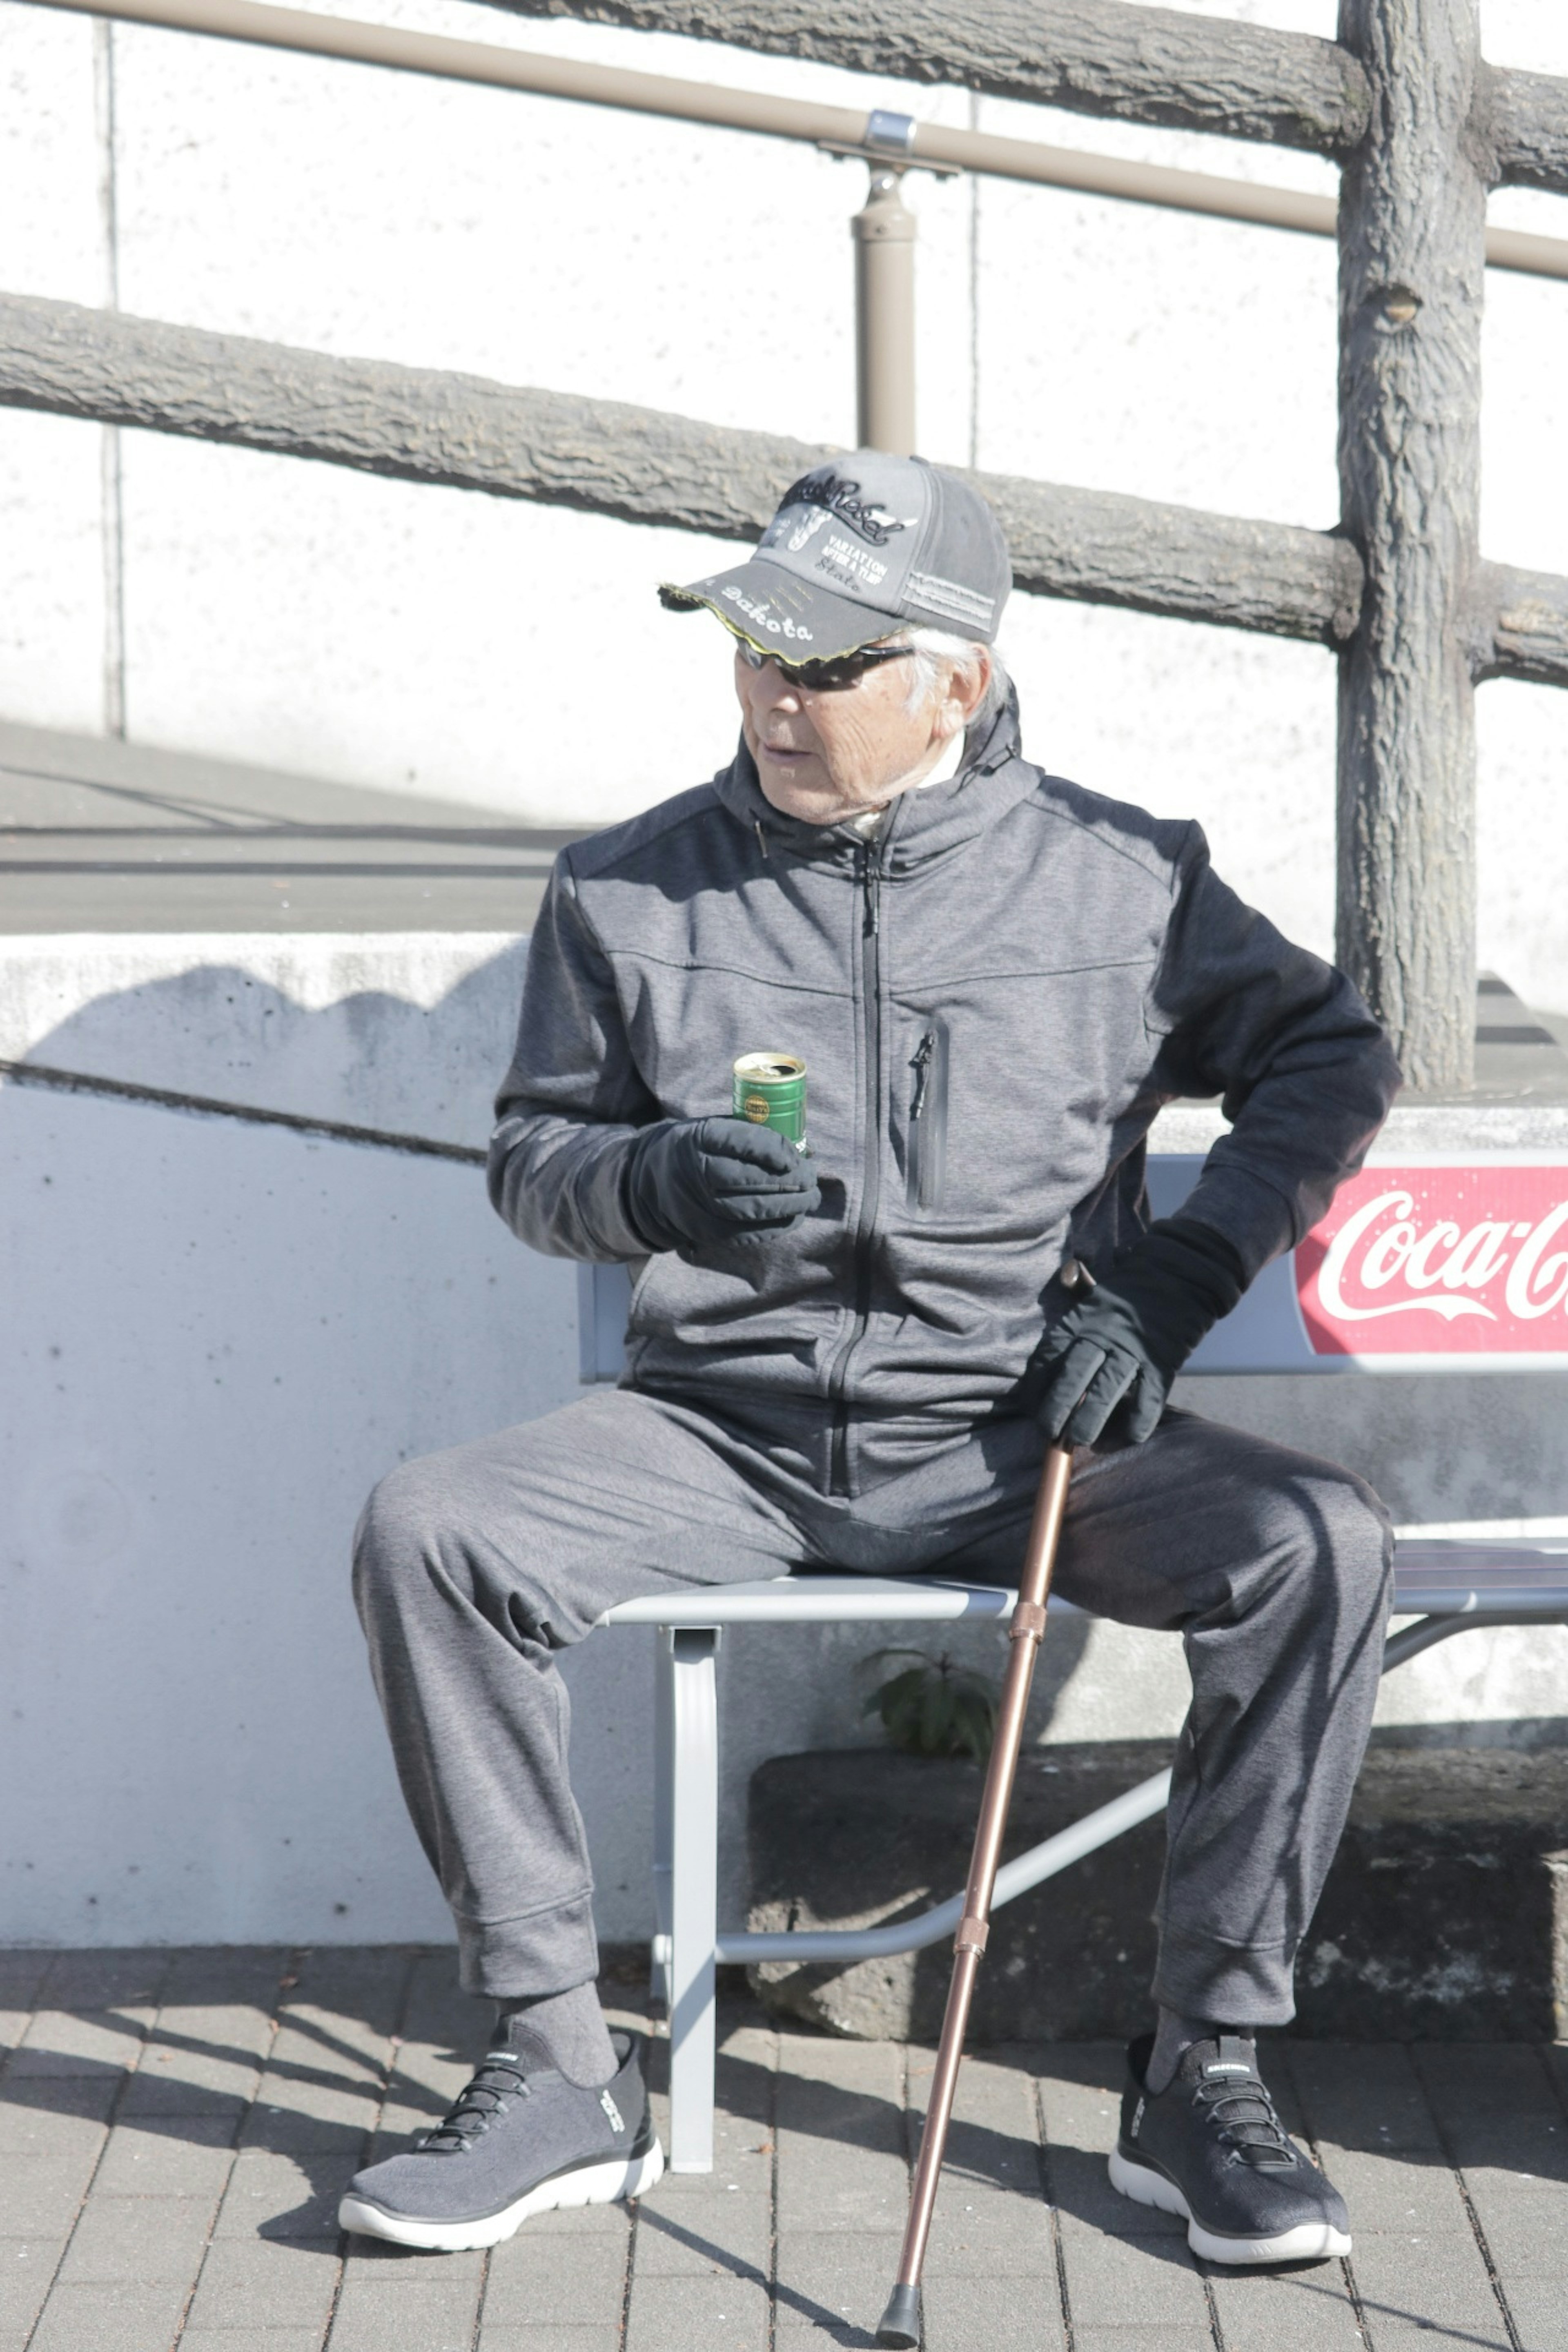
[2,933,531,1150]
[0,941,595,1949]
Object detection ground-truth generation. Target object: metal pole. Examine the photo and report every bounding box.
[853,167,917,454]
[876,1442,1074,2350]
[1335,0,1487,1093]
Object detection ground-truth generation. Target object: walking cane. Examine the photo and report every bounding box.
[875,1436,1075,2348]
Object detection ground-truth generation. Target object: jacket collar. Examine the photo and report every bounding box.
[711,691,1038,873]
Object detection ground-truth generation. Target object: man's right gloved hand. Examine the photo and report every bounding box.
[624,1117,821,1254]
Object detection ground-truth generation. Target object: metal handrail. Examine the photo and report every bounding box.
[27,0,1568,281]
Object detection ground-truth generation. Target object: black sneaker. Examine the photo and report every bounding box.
[338,2024,663,2252]
[1109,2031,1351,2265]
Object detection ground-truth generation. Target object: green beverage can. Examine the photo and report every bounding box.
[732,1051,808,1149]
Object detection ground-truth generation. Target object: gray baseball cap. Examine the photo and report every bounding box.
[659,452,1011,661]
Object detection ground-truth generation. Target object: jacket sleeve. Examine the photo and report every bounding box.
[1145,824,1403,1284]
[487,852,661,1261]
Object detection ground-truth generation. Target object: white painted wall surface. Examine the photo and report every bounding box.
[4,934,1567,1950]
[1,2,1567,1002]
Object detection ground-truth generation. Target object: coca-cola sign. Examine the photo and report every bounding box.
[1297,1164,1568,1357]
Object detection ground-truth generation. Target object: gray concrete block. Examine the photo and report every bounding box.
[58,2192,216,2283]
[1498,2278,1568,2352]
[325,2274,485,2352]
[158,1949,294,2007]
[919,2269,1067,2352]
[481,2231,628,2324]
[1069,2335,1215,2352]
[1287,2042,1443,2156]
[184,2234,343,2328]
[38,1954,169,2012]
[624,2270,769,2351]
[91,2116,237,2198]
[1056,2215,1206,2329]
[288,1948,413,2048]
[181,2334,331,2352]
[341,2237,485,2284]
[1345,2233,1512,2331]
[0,2078,119,2149]
[119,2031,261,2114]
[0,2237,64,2340]
[1206,2263,1363,2352]
[1308,2146,1473,2235]
[9,2012,144,2076]
[477,2332,622,2352]
[214,2145,348,2238]
[633,2193,770,2277]
[27,2278,192,2352]
[0,2153,102,2235]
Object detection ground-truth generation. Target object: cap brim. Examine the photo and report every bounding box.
[659,556,901,662]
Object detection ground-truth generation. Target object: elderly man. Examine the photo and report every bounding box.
[342,452,1399,2267]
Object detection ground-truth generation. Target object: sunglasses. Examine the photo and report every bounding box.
[736,641,914,693]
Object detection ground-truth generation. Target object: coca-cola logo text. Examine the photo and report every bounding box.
[1297,1166,1568,1355]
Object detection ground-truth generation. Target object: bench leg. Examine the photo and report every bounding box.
[650,1630,674,2017]
[666,1626,719,2174]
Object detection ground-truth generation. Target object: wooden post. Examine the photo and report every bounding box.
[1336,0,1487,1094]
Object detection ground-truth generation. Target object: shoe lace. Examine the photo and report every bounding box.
[419,2054,532,2154]
[1191,2071,1298,2170]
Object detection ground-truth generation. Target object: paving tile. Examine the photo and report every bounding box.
[325,2272,484,2352]
[633,2193,770,2277]
[38,1953,170,2012]
[477,2332,622,2352]
[1308,2145,1471,2236]
[1278,2042,1444,2158]
[624,2270,769,2350]
[1502,2278,1568,2352]
[57,2191,216,2282]
[28,2277,192,2352]
[1346,2234,1513,2341]
[1454,2204,1568,2281]
[160,1949,294,2007]
[920,2268,1067,2352]
[1206,2261,1364,2352]
[214,2145,348,2239]
[341,2237,485,2284]
[9,2011,145,2077]
[1070,2334,1216,2352]
[0,2238,64,2340]
[1057,2214,1207,2329]
[0,2152,103,2235]
[184,2232,343,2328]
[181,2334,330,2352]
[0,2077,120,2149]
[482,2230,629,2324]
[92,2116,238,2197]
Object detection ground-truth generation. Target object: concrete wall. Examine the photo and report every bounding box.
[5,934,1566,1953]
[2,2,1568,1007]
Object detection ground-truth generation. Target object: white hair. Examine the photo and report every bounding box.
[885,626,1010,728]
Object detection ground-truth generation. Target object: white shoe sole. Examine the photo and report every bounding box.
[1108,2147,1351,2266]
[338,2134,665,2252]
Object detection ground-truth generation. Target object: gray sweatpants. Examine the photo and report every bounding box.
[352,1390,1392,2027]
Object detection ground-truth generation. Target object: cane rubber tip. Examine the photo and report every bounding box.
[875,2283,922,2346]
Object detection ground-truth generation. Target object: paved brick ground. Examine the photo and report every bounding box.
[3,1947,1565,2351]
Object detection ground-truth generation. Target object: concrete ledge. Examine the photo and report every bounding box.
[746,1741,1568,2042]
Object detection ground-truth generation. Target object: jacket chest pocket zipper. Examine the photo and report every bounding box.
[907,1022,949,1211]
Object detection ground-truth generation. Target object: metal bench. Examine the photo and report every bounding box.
[586,1141,1568,2169]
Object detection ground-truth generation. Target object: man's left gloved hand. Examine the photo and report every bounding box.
[1036,1216,1247,1450]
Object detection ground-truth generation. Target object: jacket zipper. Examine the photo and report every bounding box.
[828,842,883,1496]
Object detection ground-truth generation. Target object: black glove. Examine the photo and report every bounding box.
[1036,1216,1247,1450]
[625,1117,821,1254]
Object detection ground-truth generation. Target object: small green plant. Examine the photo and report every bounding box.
[861,1646,998,1763]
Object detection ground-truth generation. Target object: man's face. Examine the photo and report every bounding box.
[735,642,987,826]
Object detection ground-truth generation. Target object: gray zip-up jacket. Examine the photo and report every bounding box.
[490,697,1399,1485]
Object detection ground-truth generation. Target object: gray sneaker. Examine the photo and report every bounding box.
[339,2023,663,2252]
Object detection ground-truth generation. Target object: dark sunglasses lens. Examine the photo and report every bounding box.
[737,643,907,690]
